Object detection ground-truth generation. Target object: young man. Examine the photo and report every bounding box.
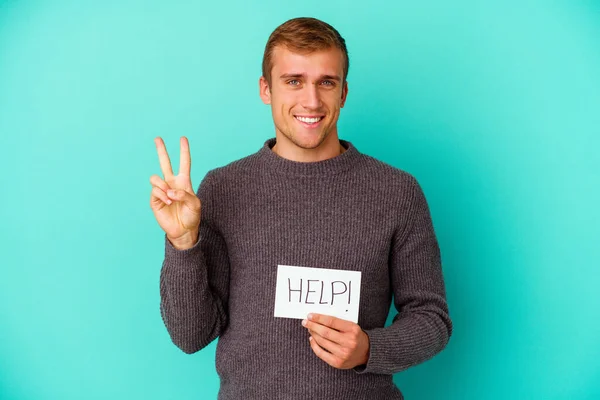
[151,17,452,400]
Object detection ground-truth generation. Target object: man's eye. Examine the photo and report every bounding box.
[288,79,300,86]
[322,80,334,86]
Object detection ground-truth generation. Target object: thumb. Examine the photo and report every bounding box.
[167,189,201,212]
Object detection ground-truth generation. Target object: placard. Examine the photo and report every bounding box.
[273,264,361,323]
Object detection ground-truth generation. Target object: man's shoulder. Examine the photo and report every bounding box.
[354,153,428,210]
[355,152,419,187]
[203,149,262,182]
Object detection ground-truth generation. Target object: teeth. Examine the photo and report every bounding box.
[295,116,322,123]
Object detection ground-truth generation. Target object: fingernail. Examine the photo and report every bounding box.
[301,319,307,327]
[307,313,313,320]
[168,190,175,197]
[309,336,313,342]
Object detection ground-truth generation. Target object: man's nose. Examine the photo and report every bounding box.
[301,84,322,110]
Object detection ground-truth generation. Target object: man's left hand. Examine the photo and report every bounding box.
[302,313,370,369]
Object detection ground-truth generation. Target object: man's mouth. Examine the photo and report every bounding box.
[294,115,324,128]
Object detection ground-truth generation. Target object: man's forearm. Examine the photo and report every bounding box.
[160,230,228,354]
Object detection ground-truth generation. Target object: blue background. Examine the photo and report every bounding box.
[1,1,599,399]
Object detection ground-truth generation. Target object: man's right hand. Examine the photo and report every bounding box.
[150,136,201,250]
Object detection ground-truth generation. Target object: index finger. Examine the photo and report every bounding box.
[307,313,357,332]
[154,137,174,179]
[179,136,191,177]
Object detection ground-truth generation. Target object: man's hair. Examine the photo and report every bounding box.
[262,17,349,87]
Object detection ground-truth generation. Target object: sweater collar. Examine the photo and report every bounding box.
[256,137,360,176]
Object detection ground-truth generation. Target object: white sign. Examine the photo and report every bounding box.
[273,264,362,323]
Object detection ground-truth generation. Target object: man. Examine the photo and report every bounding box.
[151,17,452,400]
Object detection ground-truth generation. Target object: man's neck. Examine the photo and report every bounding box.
[271,133,346,162]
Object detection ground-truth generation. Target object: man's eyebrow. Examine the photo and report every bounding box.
[321,74,341,82]
[279,73,305,79]
[279,73,341,82]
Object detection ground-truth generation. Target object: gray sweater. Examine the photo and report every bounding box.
[159,137,452,399]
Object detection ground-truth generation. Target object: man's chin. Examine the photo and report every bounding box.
[291,133,328,150]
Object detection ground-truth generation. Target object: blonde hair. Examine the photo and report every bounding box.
[262,17,349,86]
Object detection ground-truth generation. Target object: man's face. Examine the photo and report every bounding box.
[259,46,348,150]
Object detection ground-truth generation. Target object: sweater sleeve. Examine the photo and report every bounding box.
[354,175,452,374]
[159,171,230,354]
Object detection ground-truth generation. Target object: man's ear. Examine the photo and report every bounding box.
[340,80,349,108]
[259,76,271,105]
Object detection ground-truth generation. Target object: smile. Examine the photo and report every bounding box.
[294,115,324,127]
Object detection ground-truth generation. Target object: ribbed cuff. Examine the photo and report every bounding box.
[164,233,203,267]
[353,327,391,375]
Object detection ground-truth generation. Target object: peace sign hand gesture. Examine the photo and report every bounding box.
[150,136,201,250]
